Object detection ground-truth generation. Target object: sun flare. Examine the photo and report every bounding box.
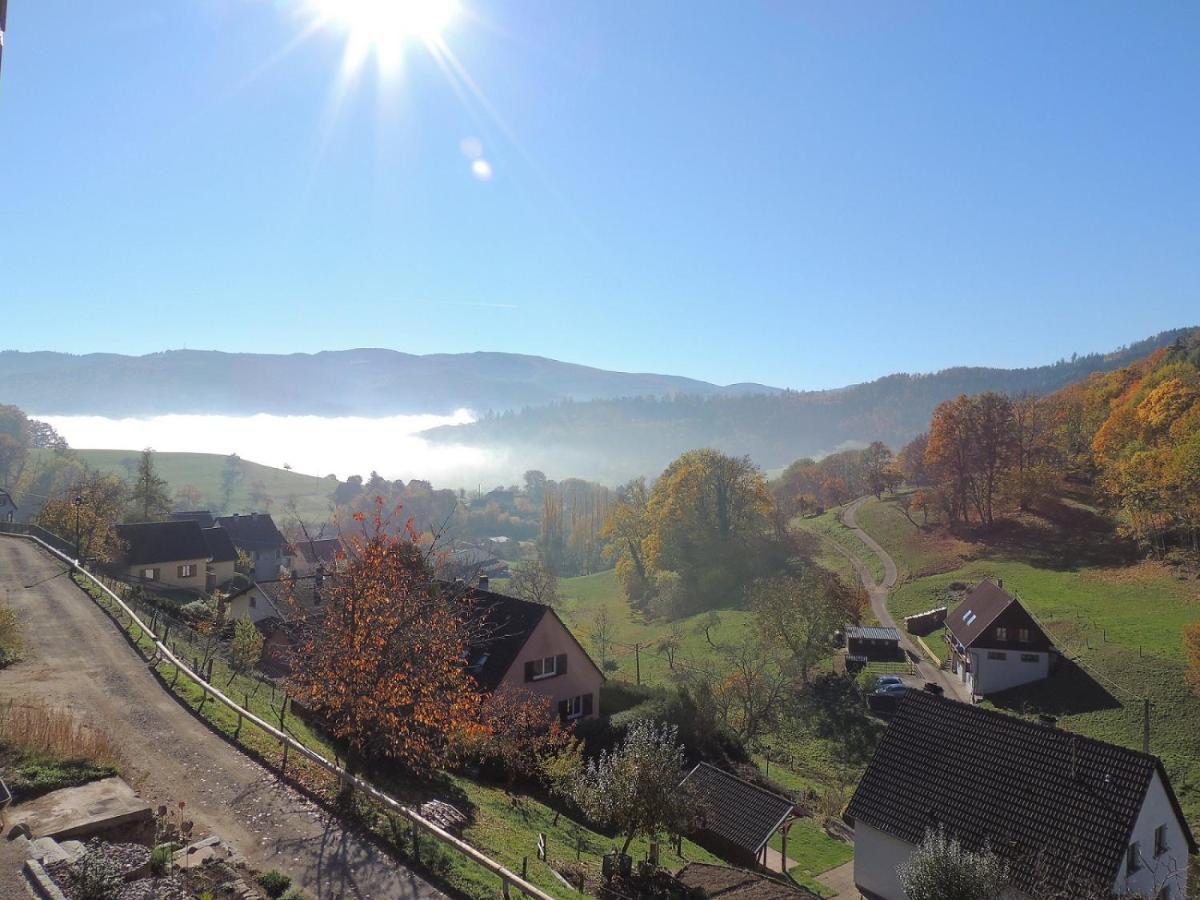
[306,0,459,71]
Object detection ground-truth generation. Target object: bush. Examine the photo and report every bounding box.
[180,599,217,622]
[601,682,662,717]
[150,844,172,876]
[258,870,293,899]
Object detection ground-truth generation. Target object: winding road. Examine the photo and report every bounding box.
[0,536,442,899]
[837,497,968,702]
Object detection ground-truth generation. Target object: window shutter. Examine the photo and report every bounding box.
[556,653,568,676]
[524,661,535,683]
[558,700,570,722]
[582,693,593,716]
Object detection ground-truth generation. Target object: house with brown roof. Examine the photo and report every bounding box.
[288,536,346,576]
[0,487,18,523]
[846,689,1195,900]
[945,579,1056,697]
[114,520,211,591]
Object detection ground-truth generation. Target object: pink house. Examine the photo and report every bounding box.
[465,586,605,723]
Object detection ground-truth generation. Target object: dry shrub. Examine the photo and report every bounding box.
[0,607,19,656]
[0,701,122,767]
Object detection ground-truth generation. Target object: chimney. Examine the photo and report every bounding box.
[1038,714,1057,728]
[478,574,489,590]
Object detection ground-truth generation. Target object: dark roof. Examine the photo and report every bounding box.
[201,527,237,563]
[460,586,551,691]
[846,625,900,641]
[682,763,795,855]
[674,863,819,899]
[170,510,215,528]
[946,579,1018,646]
[225,574,329,621]
[215,513,286,550]
[116,520,209,566]
[0,487,18,508]
[845,690,1198,894]
[292,537,343,567]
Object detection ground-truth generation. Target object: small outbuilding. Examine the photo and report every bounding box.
[680,763,796,870]
[845,625,904,664]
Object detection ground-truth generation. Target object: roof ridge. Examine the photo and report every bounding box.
[693,761,795,804]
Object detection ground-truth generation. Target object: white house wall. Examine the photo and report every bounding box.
[1114,770,1190,899]
[968,649,1050,695]
[853,821,914,899]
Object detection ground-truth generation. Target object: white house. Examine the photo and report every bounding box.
[944,579,1057,697]
[846,690,1195,899]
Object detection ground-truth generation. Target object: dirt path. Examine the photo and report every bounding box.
[0,536,443,899]
[838,498,968,702]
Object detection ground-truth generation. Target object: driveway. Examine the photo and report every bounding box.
[0,536,442,899]
[838,498,969,703]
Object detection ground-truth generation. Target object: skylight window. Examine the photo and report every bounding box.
[964,612,978,625]
[962,609,973,621]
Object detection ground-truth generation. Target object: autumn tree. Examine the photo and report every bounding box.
[173,484,204,512]
[863,441,894,498]
[603,477,653,604]
[566,720,698,856]
[470,687,576,792]
[128,448,171,521]
[643,449,781,614]
[285,506,480,776]
[926,393,1016,526]
[0,404,31,486]
[752,568,867,683]
[898,433,931,486]
[507,559,560,607]
[36,474,129,562]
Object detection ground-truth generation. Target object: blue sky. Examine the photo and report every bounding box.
[1,1,1197,390]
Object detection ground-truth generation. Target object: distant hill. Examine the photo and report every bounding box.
[0,349,780,417]
[423,328,1200,480]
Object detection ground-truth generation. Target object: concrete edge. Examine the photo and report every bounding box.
[22,859,69,900]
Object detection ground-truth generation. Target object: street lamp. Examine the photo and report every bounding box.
[72,494,83,561]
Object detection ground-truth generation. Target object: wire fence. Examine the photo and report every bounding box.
[1,524,557,900]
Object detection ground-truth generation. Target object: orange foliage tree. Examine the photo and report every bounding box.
[285,504,481,776]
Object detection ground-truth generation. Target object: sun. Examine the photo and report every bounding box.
[305,0,459,70]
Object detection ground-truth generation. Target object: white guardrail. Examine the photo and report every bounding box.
[8,530,558,900]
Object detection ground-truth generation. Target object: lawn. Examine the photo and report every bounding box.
[854,495,1200,827]
[35,448,339,523]
[793,506,885,585]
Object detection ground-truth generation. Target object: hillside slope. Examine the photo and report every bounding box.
[424,328,1198,477]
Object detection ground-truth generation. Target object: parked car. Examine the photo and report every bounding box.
[873,675,904,689]
[874,682,909,696]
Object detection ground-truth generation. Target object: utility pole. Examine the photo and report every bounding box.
[72,495,83,560]
[634,643,641,686]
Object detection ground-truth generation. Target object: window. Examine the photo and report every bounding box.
[141,567,159,580]
[995,626,1008,641]
[178,564,196,578]
[963,610,977,625]
[1018,628,1031,643]
[1155,824,1168,857]
[525,654,568,682]
[1020,653,1039,663]
[1128,842,1142,873]
[987,651,1007,660]
[559,693,594,721]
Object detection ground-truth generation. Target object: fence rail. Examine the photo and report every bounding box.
[1,525,557,900]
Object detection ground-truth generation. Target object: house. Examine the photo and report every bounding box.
[0,487,18,523]
[945,579,1057,696]
[680,763,796,870]
[226,574,327,626]
[845,625,904,664]
[288,537,345,576]
[114,520,211,592]
[465,585,604,723]
[213,513,288,581]
[846,689,1196,900]
[202,527,237,591]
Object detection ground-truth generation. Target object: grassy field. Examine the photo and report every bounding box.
[34,448,339,523]
[855,494,1200,826]
[793,506,885,585]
